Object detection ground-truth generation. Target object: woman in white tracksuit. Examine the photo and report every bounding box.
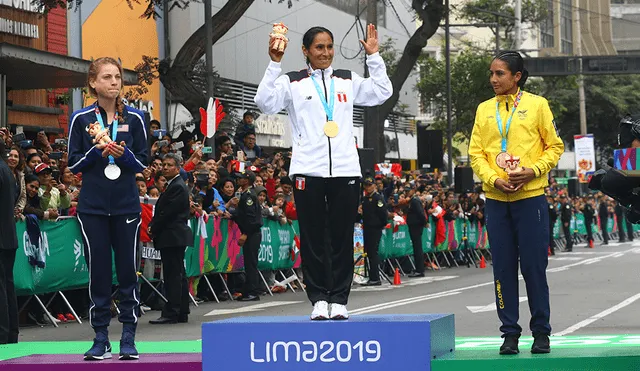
[254,24,392,320]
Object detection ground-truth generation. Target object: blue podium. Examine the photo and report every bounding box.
[202,314,455,371]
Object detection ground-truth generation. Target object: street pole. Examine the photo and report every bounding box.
[575,6,587,135]
[204,0,215,100]
[514,0,522,50]
[445,0,453,185]
[364,0,382,162]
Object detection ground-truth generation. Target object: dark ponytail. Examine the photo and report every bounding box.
[495,51,529,88]
[302,26,334,64]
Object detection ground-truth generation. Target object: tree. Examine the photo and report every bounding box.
[528,75,640,155]
[456,0,548,49]
[416,47,494,142]
[368,0,445,162]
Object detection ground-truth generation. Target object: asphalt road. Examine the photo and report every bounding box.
[17,241,640,343]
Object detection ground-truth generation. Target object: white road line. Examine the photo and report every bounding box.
[351,291,463,315]
[554,293,640,336]
[204,301,302,316]
[349,249,632,315]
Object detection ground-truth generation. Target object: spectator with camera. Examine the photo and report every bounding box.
[35,163,71,211]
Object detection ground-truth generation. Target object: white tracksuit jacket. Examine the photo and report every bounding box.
[254,52,393,178]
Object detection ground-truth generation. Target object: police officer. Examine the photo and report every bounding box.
[232,170,263,301]
[406,193,427,277]
[547,196,557,255]
[582,197,595,248]
[359,177,388,286]
[560,195,573,252]
[599,197,610,245]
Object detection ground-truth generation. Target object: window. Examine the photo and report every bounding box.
[560,0,573,54]
[540,0,555,48]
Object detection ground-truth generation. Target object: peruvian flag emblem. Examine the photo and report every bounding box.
[337,91,347,103]
[199,97,226,138]
[295,177,306,191]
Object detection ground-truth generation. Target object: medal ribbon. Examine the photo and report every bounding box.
[310,74,335,121]
[95,105,119,165]
[495,90,523,152]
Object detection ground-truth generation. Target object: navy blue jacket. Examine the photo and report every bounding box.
[68,103,148,216]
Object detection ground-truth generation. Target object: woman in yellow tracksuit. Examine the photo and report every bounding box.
[469,51,564,356]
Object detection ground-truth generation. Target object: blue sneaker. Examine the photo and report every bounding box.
[84,333,112,361]
[119,330,139,360]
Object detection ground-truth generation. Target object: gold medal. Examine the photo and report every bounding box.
[324,121,339,138]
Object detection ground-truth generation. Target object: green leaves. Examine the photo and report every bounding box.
[416,48,493,141]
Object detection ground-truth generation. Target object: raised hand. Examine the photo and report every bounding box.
[360,24,379,55]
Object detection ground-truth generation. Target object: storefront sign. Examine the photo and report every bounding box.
[255,115,286,136]
[0,17,39,38]
[1,0,42,13]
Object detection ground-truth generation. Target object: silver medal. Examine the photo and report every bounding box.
[104,164,121,180]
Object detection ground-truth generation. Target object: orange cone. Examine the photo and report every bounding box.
[393,268,401,285]
[548,247,552,256]
[589,240,594,249]
[479,256,487,269]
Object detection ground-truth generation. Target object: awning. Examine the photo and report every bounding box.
[0,43,138,90]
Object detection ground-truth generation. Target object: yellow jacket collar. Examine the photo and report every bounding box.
[495,88,522,104]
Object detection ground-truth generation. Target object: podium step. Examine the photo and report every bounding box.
[0,353,201,371]
[432,347,640,371]
[203,314,455,371]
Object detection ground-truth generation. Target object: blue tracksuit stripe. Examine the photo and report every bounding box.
[485,195,552,336]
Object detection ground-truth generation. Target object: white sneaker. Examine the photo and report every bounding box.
[310,300,330,320]
[329,304,349,320]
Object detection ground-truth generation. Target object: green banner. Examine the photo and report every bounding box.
[15,211,633,296]
[14,219,94,296]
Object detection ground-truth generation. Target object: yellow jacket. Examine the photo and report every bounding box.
[469,89,564,202]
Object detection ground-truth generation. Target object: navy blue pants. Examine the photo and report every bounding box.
[485,195,551,337]
[77,213,141,330]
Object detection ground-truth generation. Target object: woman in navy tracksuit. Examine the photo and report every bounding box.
[68,57,148,361]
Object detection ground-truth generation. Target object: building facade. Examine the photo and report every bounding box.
[611,0,640,54]
[539,0,616,56]
[1,1,68,135]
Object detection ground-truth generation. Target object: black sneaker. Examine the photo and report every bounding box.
[499,334,520,355]
[531,333,551,354]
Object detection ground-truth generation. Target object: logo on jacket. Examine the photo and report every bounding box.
[517,109,527,120]
[305,96,312,100]
[296,177,306,191]
[337,91,348,103]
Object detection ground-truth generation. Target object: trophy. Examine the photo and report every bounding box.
[270,22,289,52]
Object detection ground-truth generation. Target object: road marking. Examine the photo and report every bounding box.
[554,293,640,336]
[352,276,458,292]
[351,291,463,315]
[549,257,583,261]
[349,249,632,315]
[467,297,528,314]
[204,301,302,316]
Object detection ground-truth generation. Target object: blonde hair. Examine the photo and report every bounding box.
[87,57,125,122]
